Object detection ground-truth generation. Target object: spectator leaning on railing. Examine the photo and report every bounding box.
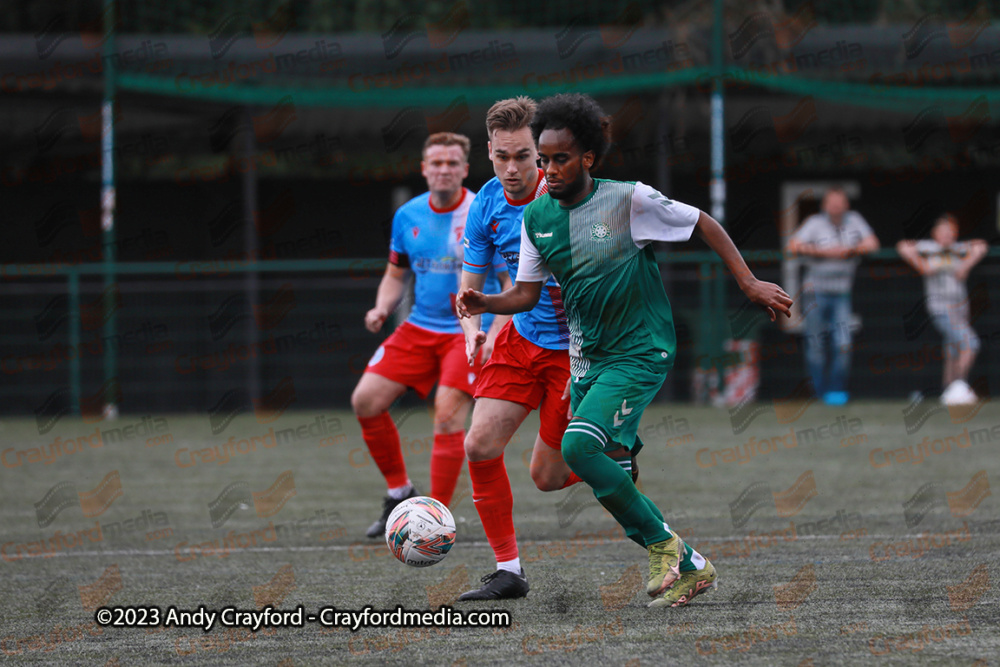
[786,187,880,406]
[896,214,987,406]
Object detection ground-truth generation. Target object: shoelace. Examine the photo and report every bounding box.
[480,571,500,584]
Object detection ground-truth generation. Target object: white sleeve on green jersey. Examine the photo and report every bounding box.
[516,219,550,282]
[629,181,701,247]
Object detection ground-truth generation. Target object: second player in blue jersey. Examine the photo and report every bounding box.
[463,169,569,350]
[391,189,504,333]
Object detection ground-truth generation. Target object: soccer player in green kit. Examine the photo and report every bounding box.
[457,93,793,608]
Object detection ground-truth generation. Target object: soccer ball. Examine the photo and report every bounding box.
[385,496,456,567]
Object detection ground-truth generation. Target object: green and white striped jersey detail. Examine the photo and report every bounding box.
[519,179,700,377]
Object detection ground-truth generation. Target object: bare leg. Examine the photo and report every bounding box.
[351,372,407,418]
[942,346,953,388]
[955,347,977,384]
[433,385,473,434]
[529,433,573,491]
[465,398,529,461]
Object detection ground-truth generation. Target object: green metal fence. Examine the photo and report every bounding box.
[5,249,999,417]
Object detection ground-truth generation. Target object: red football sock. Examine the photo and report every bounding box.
[560,472,583,489]
[469,455,518,562]
[430,430,465,506]
[357,412,408,489]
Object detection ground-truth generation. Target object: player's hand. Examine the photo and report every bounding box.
[456,288,488,317]
[466,330,487,366]
[364,307,389,333]
[562,377,573,419]
[479,333,496,364]
[744,279,793,321]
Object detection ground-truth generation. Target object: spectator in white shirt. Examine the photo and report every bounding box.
[787,188,880,405]
[897,214,987,405]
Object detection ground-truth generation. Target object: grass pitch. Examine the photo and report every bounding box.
[1,400,998,665]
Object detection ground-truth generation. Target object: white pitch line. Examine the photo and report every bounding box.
[16,530,999,560]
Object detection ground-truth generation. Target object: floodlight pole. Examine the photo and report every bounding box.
[101,0,119,419]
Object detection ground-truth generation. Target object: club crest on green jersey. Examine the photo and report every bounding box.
[591,221,612,240]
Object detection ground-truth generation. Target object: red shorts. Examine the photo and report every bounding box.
[475,321,570,449]
[364,321,483,399]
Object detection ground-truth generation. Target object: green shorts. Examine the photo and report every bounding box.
[569,356,668,452]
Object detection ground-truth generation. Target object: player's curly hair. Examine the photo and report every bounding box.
[530,93,610,165]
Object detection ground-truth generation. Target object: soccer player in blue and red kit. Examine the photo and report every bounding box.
[351,132,508,538]
[456,98,637,600]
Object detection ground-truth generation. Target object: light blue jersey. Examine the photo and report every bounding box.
[390,189,504,333]
[463,171,569,349]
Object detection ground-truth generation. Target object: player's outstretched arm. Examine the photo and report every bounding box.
[457,281,543,317]
[694,211,793,321]
[365,263,410,332]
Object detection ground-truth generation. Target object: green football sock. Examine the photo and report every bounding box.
[608,450,700,569]
[605,454,653,547]
[609,452,668,545]
[600,497,646,548]
[563,429,669,547]
[679,541,696,572]
[610,453,633,479]
[643,494,665,524]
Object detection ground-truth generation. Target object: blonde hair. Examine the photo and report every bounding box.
[423,132,471,161]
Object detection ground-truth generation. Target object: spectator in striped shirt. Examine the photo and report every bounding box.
[897,214,987,405]
[787,188,879,405]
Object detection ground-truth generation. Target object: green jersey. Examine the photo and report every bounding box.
[519,179,700,376]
